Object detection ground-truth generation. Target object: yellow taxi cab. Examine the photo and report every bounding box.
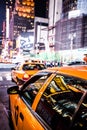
[11,61,46,85]
[7,65,87,130]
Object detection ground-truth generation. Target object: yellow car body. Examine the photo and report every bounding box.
[8,65,87,130]
[11,61,46,85]
[9,95,45,130]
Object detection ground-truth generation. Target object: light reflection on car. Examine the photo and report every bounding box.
[7,65,87,130]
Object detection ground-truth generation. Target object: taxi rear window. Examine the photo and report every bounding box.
[22,64,46,70]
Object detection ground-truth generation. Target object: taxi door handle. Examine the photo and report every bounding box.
[20,112,24,121]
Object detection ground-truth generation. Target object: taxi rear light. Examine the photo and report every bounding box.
[23,74,30,80]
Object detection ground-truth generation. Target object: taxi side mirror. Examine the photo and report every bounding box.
[11,67,16,70]
[7,86,19,94]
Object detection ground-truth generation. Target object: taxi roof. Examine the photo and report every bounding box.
[24,62,44,65]
[47,65,87,80]
[20,61,45,65]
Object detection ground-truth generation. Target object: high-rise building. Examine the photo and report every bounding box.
[10,0,35,40]
[62,0,87,18]
[8,0,49,57]
[9,0,49,41]
[33,0,49,54]
[48,0,87,62]
[48,0,62,49]
[55,0,87,51]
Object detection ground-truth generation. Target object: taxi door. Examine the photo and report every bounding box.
[13,95,44,130]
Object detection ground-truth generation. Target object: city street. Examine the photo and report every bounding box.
[0,0,87,129]
[0,64,16,130]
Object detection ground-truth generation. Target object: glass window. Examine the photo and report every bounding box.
[62,75,87,90]
[36,74,86,130]
[21,73,50,106]
[36,64,46,70]
[22,63,46,70]
[71,92,87,129]
[22,64,35,70]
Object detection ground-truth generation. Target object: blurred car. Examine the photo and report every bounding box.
[67,61,86,66]
[7,65,87,130]
[0,63,16,71]
[11,61,46,85]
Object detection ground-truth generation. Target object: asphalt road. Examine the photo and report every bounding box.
[0,86,12,130]
[0,63,16,130]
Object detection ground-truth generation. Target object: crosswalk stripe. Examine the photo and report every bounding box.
[0,76,11,81]
[0,77,3,81]
[6,76,11,80]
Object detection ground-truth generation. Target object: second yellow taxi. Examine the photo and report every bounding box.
[11,61,46,85]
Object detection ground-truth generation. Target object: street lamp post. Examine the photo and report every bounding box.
[68,33,76,61]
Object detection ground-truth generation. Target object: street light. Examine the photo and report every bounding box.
[68,33,76,61]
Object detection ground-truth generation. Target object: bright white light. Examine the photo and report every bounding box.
[6,8,9,38]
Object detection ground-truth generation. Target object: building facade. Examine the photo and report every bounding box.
[48,0,62,50]
[48,0,87,62]
[10,0,35,40]
[3,0,87,61]
[55,15,87,51]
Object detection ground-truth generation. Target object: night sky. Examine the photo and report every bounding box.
[0,0,6,36]
[34,0,47,18]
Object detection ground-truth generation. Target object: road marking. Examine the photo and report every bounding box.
[6,75,11,80]
[0,76,3,81]
[0,75,11,81]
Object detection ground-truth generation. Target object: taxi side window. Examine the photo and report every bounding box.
[22,75,49,106]
[44,76,68,96]
[22,84,38,106]
[36,75,79,130]
[36,64,46,70]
